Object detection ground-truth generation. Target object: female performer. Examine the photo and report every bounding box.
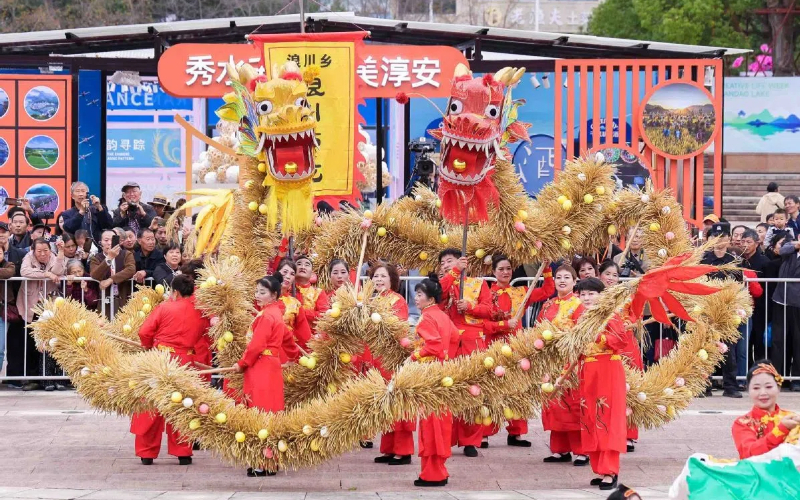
[575,278,627,491]
[275,259,312,356]
[598,259,643,452]
[732,361,799,459]
[294,254,330,329]
[539,265,587,466]
[370,263,413,465]
[410,275,458,487]
[233,274,296,476]
[329,259,352,292]
[482,255,554,448]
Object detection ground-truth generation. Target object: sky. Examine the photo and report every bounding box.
[26,135,58,150]
[648,83,709,110]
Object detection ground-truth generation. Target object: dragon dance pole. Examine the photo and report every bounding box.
[458,190,471,299]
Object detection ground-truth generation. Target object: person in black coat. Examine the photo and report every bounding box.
[133,228,164,287]
[740,228,771,363]
[111,181,156,234]
[152,243,182,288]
[61,181,113,244]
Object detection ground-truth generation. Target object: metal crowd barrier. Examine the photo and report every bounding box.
[3,274,799,384]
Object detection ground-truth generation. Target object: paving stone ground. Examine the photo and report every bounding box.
[1,387,798,500]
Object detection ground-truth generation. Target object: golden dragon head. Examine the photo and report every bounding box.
[217,61,320,234]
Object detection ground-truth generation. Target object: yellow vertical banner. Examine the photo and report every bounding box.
[263,41,358,202]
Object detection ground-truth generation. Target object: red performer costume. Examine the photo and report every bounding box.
[619,324,644,443]
[131,296,207,461]
[483,271,554,440]
[732,405,795,459]
[376,291,415,461]
[278,295,312,353]
[579,314,628,478]
[295,282,330,329]
[538,293,585,458]
[189,293,213,383]
[439,267,493,450]
[237,301,288,411]
[412,304,457,483]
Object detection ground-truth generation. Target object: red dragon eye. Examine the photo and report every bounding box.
[485,104,499,119]
[449,100,463,115]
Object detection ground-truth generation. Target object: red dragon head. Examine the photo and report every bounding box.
[429,64,530,224]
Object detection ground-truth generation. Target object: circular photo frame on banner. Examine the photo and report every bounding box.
[0,186,10,216]
[0,87,9,119]
[639,82,718,160]
[591,145,651,192]
[24,183,60,213]
[24,85,60,122]
[24,135,60,170]
[0,137,9,168]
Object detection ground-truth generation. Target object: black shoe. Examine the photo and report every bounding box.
[543,452,572,463]
[388,455,411,465]
[44,384,56,392]
[192,441,201,451]
[480,438,489,449]
[590,477,603,486]
[598,475,618,491]
[414,477,448,487]
[722,390,743,399]
[702,387,712,397]
[507,435,532,447]
[247,468,269,477]
[573,455,589,466]
[360,440,373,449]
[140,458,153,465]
[55,383,67,391]
[792,383,800,392]
[374,454,393,463]
[178,456,192,465]
[22,382,40,391]
[627,440,635,453]
[463,445,478,457]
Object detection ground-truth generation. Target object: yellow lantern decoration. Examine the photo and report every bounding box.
[649,222,661,232]
[475,248,486,259]
[277,440,288,452]
[222,331,234,343]
[189,419,201,430]
[441,376,454,387]
[595,185,606,195]
[258,204,269,215]
[377,227,387,237]
[258,429,269,440]
[541,329,554,341]
[583,194,594,204]
[500,345,513,357]
[235,432,246,443]
[607,224,617,236]
[257,162,267,173]
[338,352,351,364]
[248,201,258,211]
[483,356,495,369]
[419,251,429,261]
[541,382,555,393]
[302,425,313,435]
[170,391,183,403]
[215,412,227,424]
[503,407,514,419]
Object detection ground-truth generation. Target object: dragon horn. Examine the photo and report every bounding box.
[226,63,240,83]
[509,67,526,85]
[454,63,471,78]
[282,60,301,76]
[494,67,514,85]
[238,64,258,85]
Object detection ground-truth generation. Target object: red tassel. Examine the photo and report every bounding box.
[395,92,409,105]
[482,74,496,86]
[248,75,268,92]
[281,71,302,81]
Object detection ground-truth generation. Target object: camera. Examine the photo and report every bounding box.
[619,254,644,278]
[128,201,138,212]
[405,139,437,194]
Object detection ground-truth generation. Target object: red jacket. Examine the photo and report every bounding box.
[484,272,555,337]
[295,283,330,328]
[412,305,456,362]
[732,405,794,459]
[238,301,290,410]
[439,268,493,330]
[139,296,207,353]
[381,289,409,320]
[743,269,763,300]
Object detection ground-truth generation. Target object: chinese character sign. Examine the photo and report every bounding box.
[511,134,566,196]
[158,43,467,99]
[256,33,365,202]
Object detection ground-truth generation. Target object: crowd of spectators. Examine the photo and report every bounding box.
[0,181,192,390]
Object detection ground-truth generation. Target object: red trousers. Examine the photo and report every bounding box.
[627,426,638,440]
[589,450,620,475]
[380,426,415,456]
[419,412,452,482]
[549,430,583,455]
[483,419,528,438]
[131,411,192,459]
[452,418,483,447]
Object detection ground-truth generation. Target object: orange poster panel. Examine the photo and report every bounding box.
[0,80,16,127]
[17,129,66,177]
[17,80,67,128]
[18,177,66,218]
[0,131,16,175]
[0,180,17,218]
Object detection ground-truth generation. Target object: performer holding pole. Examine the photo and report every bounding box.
[130,274,208,466]
[539,265,587,466]
[575,278,628,491]
[411,274,458,487]
[294,254,330,330]
[438,248,493,457]
[232,274,293,477]
[482,256,553,447]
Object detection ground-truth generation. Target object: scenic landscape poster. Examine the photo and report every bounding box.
[640,82,716,159]
[23,85,60,121]
[723,77,800,153]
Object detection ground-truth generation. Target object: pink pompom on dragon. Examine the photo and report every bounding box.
[428,64,531,224]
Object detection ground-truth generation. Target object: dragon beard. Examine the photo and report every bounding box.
[262,176,314,236]
[437,170,499,224]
